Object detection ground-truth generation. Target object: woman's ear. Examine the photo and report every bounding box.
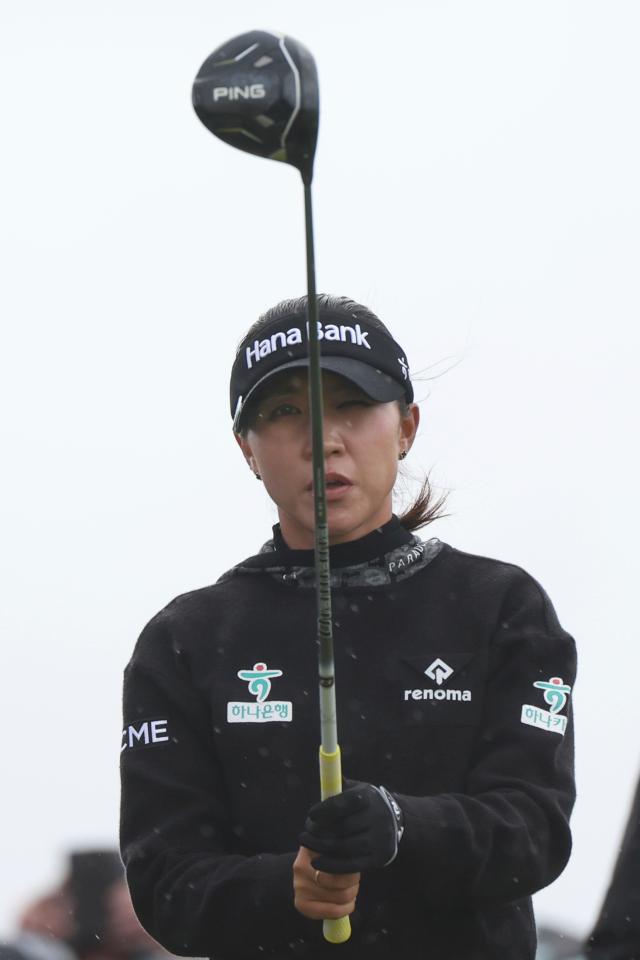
[399,403,420,457]
[235,432,262,478]
[235,432,254,469]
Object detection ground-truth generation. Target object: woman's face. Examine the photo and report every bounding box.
[236,370,419,548]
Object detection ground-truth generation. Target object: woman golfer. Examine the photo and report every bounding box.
[120,295,576,959]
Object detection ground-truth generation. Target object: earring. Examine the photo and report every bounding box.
[399,450,407,460]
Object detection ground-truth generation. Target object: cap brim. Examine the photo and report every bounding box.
[233,356,407,433]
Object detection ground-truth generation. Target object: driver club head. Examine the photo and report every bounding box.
[192,30,319,184]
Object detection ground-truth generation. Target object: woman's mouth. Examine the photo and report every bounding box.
[306,473,353,497]
[317,473,354,500]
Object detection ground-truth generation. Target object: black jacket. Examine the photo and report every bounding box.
[120,518,576,959]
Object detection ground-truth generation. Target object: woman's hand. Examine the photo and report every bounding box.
[293,846,360,920]
[299,780,404,872]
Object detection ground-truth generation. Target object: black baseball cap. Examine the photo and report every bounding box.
[230,308,413,432]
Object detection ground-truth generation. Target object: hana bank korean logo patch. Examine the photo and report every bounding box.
[521,676,571,736]
[227,662,293,724]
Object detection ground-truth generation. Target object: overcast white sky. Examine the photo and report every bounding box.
[1,0,639,943]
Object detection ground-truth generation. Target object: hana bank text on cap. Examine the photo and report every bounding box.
[230,311,413,432]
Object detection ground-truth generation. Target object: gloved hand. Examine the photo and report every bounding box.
[299,779,405,873]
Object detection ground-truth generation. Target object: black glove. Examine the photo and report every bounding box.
[299,779,405,873]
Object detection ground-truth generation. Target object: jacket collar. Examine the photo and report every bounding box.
[219,516,445,590]
[253,515,413,570]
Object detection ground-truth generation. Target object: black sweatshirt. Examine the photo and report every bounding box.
[120,518,576,960]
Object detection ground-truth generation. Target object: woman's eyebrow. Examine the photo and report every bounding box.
[259,383,304,402]
[269,385,300,397]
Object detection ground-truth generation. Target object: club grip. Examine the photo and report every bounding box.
[319,744,343,800]
[319,745,352,944]
[323,914,352,945]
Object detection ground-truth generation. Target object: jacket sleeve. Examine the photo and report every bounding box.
[119,615,311,959]
[391,573,576,905]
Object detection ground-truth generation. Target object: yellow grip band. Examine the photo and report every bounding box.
[319,745,343,800]
[323,915,352,944]
[318,745,352,943]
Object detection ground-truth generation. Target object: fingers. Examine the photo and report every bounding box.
[294,893,358,921]
[294,876,359,920]
[301,832,371,859]
[302,812,370,840]
[293,847,360,921]
[307,789,369,824]
[312,853,372,874]
[308,868,360,892]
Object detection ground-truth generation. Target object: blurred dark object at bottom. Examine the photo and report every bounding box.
[0,848,173,960]
[536,925,585,960]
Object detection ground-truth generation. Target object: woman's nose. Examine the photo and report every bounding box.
[321,412,347,455]
[302,412,346,459]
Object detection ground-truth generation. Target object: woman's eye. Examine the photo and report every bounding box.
[269,402,300,419]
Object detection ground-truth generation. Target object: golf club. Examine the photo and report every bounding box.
[193,30,350,945]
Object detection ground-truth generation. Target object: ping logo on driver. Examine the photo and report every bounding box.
[213,84,266,102]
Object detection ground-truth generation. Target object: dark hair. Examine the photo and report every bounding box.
[237,294,448,533]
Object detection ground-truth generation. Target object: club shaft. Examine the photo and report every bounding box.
[304,179,350,948]
[304,182,338,751]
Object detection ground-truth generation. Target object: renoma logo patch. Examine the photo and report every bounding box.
[424,658,453,685]
[521,676,571,736]
[244,321,371,369]
[227,662,292,723]
[404,658,472,702]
